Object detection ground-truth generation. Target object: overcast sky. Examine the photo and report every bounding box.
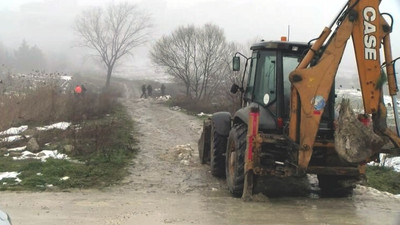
[0,0,399,82]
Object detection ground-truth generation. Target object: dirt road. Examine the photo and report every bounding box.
[1,80,400,225]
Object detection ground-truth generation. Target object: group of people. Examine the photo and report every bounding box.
[140,84,166,98]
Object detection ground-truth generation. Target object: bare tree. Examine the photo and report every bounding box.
[151,25,196,97]
[74,2,151,88]
[14,40,47,73]
[151,24,231,100]
[196,24,229,100]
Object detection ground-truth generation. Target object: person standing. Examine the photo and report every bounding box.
[0,79,3,94]
[147,84,153,97]
[140,84,147,98]
[81,84,87,95]
[161,84,166,96]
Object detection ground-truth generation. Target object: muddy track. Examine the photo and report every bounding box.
[120,81,223,195]
[0,79,399,225]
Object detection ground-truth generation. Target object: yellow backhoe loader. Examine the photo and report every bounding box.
[198,0,400,198]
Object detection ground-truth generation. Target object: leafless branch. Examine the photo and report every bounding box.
[74,2,151,88]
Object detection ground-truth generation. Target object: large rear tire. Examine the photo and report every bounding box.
[210,123,227,177]
[225,123,247,197]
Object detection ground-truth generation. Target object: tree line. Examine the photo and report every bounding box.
[150,24,239,101]
[0,40,46,74]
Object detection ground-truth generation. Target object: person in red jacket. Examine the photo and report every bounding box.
[74,85,82,95]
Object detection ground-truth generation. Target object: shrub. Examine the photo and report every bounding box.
[0,85,121,130]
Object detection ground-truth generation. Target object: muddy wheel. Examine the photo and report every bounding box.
[210,123,227,177]
[225,123,247,197]
[317,175,358,197]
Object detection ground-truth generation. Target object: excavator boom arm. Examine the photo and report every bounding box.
[288,0,399,172]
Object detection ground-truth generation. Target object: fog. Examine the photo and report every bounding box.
[0,0,399,85]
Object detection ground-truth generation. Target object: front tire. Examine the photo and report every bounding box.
[225,123,247,197]
[198,120,211,164]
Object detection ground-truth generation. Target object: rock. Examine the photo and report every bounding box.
[23,128,37,137]
[335,99,384,163]
[0,147,7,153]
[180,159,190,166]
[63,145,74,154]
[27,138,40,153]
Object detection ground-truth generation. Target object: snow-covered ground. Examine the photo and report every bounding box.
[0,122,72,183]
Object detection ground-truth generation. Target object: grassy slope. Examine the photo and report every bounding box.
[365,166,400,194]
[0,103,137,191]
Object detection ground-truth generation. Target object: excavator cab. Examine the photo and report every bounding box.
[233,41,335,134]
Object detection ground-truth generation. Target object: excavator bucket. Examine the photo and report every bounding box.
[335,99,385,163]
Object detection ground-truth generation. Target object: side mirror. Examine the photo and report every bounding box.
[232,56,240,71]
[230,83,239,94]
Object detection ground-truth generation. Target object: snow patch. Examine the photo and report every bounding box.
[0,125,28,136]
[170,106,182,111]
[368,154,400,172]
[0,172,21,183]
[197,112,211,117]
[60,76,72,81]
[336,89,362,98]
[36,122,71,131]
[355,185,400,199]
[12,150,69,162]
[8,146,27,152]
[381,156,400,172]
[60,176,70,181]
[155,95,171,102]
[0,135,24,143]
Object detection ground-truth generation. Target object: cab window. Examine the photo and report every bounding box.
[253,51,276,107]
[244,52,258,101]
[282,53,301,117]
